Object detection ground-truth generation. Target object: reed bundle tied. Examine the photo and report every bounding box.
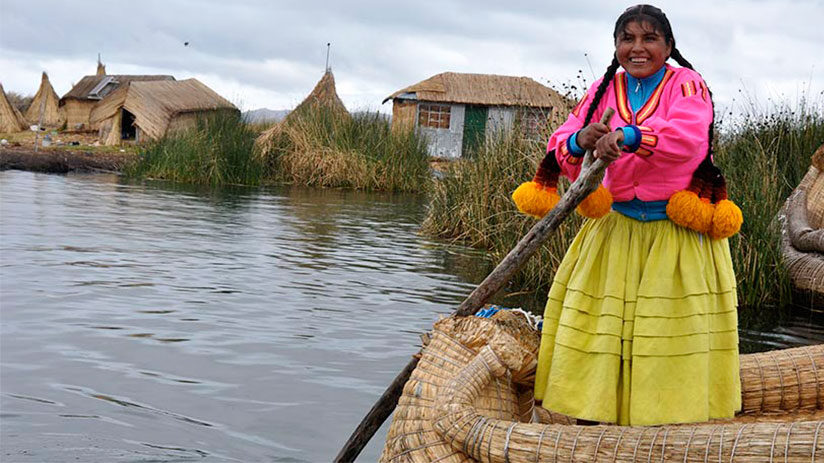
[381,311,824,462]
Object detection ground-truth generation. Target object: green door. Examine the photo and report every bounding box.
[462,106,487,157]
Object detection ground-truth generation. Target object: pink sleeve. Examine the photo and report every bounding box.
[634,72,713,170]
[546,79,604,181]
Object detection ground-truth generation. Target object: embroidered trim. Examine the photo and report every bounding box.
[636,147,653,157]
[641,134,658,147]
[572,94,589,118]
[614,73,632,124]
[635,69,674,125]
[681,80,697,97]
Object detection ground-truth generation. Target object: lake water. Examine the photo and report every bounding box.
[1,170,822,462]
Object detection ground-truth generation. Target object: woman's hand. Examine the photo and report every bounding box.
[594,130,624,162]
[577,123,610,150]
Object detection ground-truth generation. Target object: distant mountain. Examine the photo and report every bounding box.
[243,108,290,123]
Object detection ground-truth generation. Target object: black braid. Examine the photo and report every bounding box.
[583,56,621,126]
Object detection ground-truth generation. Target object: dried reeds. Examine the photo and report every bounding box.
[381,312,824,462]
[25,72,63,128]
[0,83,27,132]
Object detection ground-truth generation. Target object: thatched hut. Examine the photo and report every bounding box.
[25,72,63,128]
[0,83,28,133]
[60,74,174,131]
[89,78,238,145]
[383,72,570,158]
[255,70,349,150]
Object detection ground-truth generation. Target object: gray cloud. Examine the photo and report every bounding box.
[1,0,821,113]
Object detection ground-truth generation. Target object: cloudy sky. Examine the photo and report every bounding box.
[1,0,822,115]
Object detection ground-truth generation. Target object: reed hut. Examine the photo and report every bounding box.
[0,83,28,133]
[24,72,63,128]
[89,78,237,145]
[60,74,174,131]
[383,72,570,158]
[255,70,349,149]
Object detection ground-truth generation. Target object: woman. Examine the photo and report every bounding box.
[513,4,743,426]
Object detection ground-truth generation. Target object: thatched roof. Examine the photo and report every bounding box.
[0,83,28,132]
[89,78,237,141]
[383,72,567,109]
[25,72,63,127]
[61,75,174,103]
[285,70,348,122]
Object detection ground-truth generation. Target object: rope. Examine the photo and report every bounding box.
[730,424,748,463]
[784,421,797,463]
[771,351,786,410]
[647,427,663,463]
[754,353,766,412]
[487,421,499,463]
[659,427,670,463]
[718,425,725,463]
[704,425,719,463]
[683,426,697,463]
[570,427,585,462]
[535,425,549,463]
[813,421,823,462]
[553,428,563,463]
[769,422,783,462]
[633,427,649,462]
[593,427,608,460]
[787,350,803,410]
[804,347,821,409]
[503,423,517,463]
[612,428,627,463]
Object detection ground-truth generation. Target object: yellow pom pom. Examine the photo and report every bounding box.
[709,199,743,239]
[666,190,714,234]
[576,184,613,219]
[511,181,560,218]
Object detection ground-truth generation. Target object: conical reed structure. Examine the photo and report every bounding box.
[25,72,63,128]
[0,83,28,133]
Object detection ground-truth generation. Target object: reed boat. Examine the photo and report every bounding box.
[380,310,824,462]
[781,144,824,309]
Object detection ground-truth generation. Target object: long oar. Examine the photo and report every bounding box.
[334,108,615,462]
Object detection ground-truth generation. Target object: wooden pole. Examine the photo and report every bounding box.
[334,109,616,462]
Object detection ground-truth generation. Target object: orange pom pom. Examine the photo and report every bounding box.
[709,199,743,239]
[576,185,613,219]
[512,181,560,218]
[666,190,714,234]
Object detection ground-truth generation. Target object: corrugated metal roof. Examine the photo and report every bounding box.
[61,75,175,102]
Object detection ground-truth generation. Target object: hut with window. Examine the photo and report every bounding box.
[25,72,63,128]
[89,78,237,145]
[0,83,28,133]
[383,72,569,158]
[60,74,174,131]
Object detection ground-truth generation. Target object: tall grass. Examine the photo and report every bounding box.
[124,111,263,186]
[257,107,430,192]
[422,98,824,313]
[421,128,584,295]
[717,98,824,313]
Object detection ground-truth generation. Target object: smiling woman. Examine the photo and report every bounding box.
[511,4,745,427]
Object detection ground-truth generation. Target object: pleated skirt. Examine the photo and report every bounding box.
[533,212,741,426]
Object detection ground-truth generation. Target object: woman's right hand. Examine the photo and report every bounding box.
[576,123,610,150]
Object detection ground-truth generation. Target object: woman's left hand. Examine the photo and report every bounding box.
[593,130,624,162]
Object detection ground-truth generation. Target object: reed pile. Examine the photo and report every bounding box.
[256,107,430,192]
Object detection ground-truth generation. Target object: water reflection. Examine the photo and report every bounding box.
[0,170,821,462]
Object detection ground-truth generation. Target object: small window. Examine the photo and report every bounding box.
[418,104,451,129]
[519,107,550,141]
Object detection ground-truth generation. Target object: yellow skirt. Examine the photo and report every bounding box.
[533,212,741,426]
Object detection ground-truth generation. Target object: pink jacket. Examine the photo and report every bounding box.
[548,64,713,202]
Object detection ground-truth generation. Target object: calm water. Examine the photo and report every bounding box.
[1,170,822,462]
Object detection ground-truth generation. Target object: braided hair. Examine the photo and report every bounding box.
[584,5,714,164]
